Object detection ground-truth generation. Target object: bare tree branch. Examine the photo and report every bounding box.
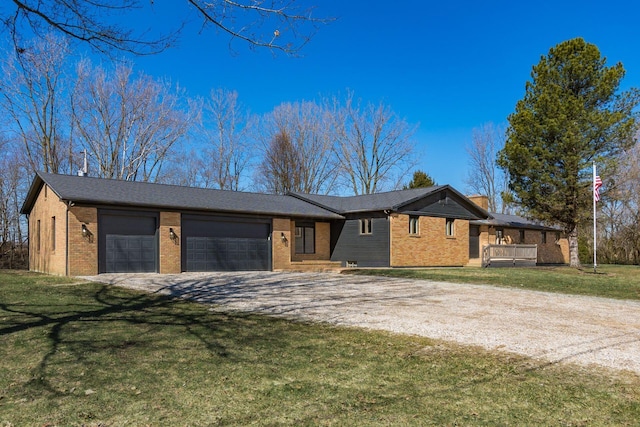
[332,92,417,195]
[257,100,338,194]
[465,123,510,213]
[71,60,193,182]
[5,0,332,55]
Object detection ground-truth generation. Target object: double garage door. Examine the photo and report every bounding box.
[99,212,272,273]
[182,215,271,272]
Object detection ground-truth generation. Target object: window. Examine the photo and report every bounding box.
[295,224,315,254]
[445,219,455,237]
[519,229,525,244]
[541,231,547,244]
[51,216,56,251]
[359,218,372,235]
[36,220,41,252]
[409,216,419,235]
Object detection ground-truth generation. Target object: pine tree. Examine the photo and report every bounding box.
[498,38,639,267]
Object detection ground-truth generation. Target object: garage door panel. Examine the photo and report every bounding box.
[185,236,269,271]
[105,235,157,273]
[99,210,158,273]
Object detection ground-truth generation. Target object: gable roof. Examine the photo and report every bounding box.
[290,186,490,220]
[289,187,444,213]
[21,172,344,219]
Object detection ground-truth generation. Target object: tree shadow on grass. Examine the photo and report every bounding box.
[0,281,268,398]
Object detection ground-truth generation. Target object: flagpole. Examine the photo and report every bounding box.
[593,162,597,274]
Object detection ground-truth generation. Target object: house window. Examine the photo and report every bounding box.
[445,219,455,237]
[541,231,547,244]
[360,218,372,235]
[519,229,525,244]
[36,220,41,252]
[295,224,315,254]
[51,216,56,251]
[409,216,419,235]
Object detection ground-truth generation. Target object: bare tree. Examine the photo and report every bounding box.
[465,123,510,213]
[257,101,338,194]
[0,33,71,173]
[332,93,416,195]
[199,89,251,190]
[0,143,29,269]
[597,139,640,264]
[258,129,300,194]
[6,0,331,55]
[71,60,192,182]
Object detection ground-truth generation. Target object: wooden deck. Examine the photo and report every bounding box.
[482,244,537,268]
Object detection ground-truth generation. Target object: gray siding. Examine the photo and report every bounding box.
[330,216,389,267]
[400,190,483,220]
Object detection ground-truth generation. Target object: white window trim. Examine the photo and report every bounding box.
[360,218,372,235]
[445,218,455,237]
[409,216,419,235]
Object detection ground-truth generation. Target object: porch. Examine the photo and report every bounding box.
[481,244,538,268]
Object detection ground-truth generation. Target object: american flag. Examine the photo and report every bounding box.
[594,175,603,202]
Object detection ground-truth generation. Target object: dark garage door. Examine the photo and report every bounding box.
[99,211,158,273]
[182,216,271,271]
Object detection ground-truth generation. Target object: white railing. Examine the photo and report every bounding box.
[482,244,537,267]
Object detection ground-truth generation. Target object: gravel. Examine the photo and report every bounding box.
[83,271,640,375]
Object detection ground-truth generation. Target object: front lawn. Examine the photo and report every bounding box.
[1,270,639,425]
[345,264,640,300]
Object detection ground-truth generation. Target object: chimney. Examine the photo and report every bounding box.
[468,195,489,211]
[77,149,88,176]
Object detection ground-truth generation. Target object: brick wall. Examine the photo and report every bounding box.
[467,195,489,210]
[291,221,331,262]
[390,214,469,267]
[159,212,181,273]
[67,206,98,276]
[272,217,292,270]
[28,184,68,275]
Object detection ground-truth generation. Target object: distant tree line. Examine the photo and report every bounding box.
[0,34,419,268]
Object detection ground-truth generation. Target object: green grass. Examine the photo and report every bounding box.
[1,269,640,425]
[345,264,640,300]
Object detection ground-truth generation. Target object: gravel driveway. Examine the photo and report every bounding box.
[83,271,640,375]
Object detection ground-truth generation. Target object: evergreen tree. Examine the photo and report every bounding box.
[498,38,639,267]
[404,170,436,189]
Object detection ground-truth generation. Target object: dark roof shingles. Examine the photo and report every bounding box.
[33,172,343,219]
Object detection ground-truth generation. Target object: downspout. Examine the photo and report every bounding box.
[66,200,72,276]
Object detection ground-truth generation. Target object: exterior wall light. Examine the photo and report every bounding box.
[81,224,89,237]
[169,228,177,240]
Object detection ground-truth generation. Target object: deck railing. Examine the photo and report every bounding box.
[481,244,537,267]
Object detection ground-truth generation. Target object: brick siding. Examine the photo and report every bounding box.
[28,184,68,275]
[159,212,181,273]
[390,214,469,267]
[67,206,98,276]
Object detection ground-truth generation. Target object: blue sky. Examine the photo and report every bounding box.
[50,1,640,191]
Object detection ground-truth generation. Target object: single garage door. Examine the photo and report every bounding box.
[99,211,158,273]
[182,215,271,271]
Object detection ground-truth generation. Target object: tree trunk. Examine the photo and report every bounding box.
[568,226,581,268]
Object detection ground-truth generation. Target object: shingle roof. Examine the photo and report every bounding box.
[21,172,344,219]
[471,212,561,231]
[289,187,445,213]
